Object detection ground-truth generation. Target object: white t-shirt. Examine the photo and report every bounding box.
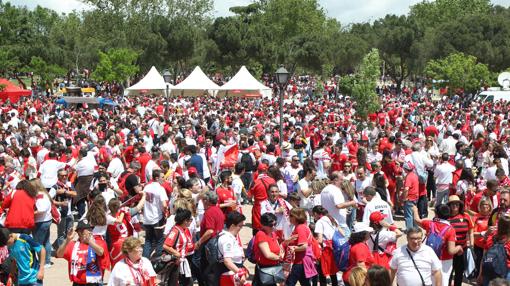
[314,216,336,240]
[218,231,244,264]
[143,182,169,225]
[366,230,397,253]
[108,257,156,286]
[320,184,348,227]
[35,193,52,223]
[298,178,313,210]
[354,176,373,205]
[145,160,159,183]
[312,148,331,179]
[362,197,394,225]
[390,245,441,286]
[39,159,67,188]
[434,162,456,185]
[107,157,125,180]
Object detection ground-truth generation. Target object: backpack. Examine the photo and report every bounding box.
[332,228,350,272]
[482,241,508,280]
[425,222,451,258]
[283,172,296,194]
[240,152,255,172]
[205,233,224,264]
[246,237,256,263]
[117,171,132,200]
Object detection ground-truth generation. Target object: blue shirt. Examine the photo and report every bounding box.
[8,234,42,285]
[189,154,204,178]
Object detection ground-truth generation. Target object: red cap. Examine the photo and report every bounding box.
[188,167,198,175]
[369,211,387,223]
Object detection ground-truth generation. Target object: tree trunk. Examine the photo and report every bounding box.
[14,73,27,89]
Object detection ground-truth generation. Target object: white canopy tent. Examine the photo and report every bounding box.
[172,66,219,97]
[217,66,272,98]
[126,66,172,95]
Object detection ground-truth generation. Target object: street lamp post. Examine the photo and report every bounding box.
[163,70,172,118]
[275,66,290,148]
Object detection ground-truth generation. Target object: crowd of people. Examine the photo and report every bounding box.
[0,81,508,286]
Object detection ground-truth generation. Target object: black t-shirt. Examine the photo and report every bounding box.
[123,172,140,196]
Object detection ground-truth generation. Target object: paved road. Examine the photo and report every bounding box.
[44,204,473,285]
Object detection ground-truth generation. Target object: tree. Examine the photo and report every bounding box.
[424,52,491,93]
[373,15,421,91]
[91,48,139,84]
[26,56,66,87]
[341,49,381,119]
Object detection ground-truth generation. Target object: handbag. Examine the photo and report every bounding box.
[257,265,285,285]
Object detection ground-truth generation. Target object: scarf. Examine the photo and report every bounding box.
[70,241,102,284]
[124,257,153,286]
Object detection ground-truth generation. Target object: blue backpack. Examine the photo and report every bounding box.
[246,237,256,263]
[332,228,350,272]
[283,172,296,194]
[425,223,450,258]
[482,241,508,280]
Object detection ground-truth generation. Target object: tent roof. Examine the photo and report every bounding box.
[126,66,172,95]
[0,78,31,102]
[172,66,219,97]
[217,66,271,98]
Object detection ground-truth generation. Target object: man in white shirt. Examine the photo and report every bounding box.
[354,167,373,205]
[36,141,52,166]
[320,171,357,232]
[298,168,316,211]
[362,187,393,225]
[142,169,168,259]
[434,153,456,206]
[439,131,457,156]
[144,150,161,183]
[39,152,67,189]
[312,141,331,179]
[390,227,442,286]
[407,142,434,218]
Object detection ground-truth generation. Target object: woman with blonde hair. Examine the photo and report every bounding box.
[30,178,54,267]
[341,180,358,231]
[310,178,329,206]
[108,237,157,285]
[348,266,367,286]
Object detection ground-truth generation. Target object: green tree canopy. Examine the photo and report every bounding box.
[424,52,491,93]
[91,48,140,84]
[341,49,382,119]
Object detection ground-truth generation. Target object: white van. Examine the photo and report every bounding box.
[476,90,510,103]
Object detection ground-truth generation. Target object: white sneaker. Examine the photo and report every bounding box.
[44,263,52,269]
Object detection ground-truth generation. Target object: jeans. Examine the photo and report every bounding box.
[19,281,43,286]
[435,187,449,207]
[142,220,165,259]
[53,214,74,250]
[33,220,52,265]
[418,195,428,218]
[76,199,87,219]
[286,264,312,286]
[404,200,417,230]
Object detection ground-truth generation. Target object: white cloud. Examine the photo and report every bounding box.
[7,0,510,23]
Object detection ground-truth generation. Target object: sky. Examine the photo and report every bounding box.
[8,0,510,24]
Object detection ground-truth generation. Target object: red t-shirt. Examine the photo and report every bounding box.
[164,225,194,255]
[290,224,311,264]
[63,240,109,284]
[136,153,152,183]
[404,172,420,201]
[216,186,237,214]
[254,230,280,266]
[473,214,490,248]
[422,220,457,260]
[342,242,374,282]
[200,206,225,238]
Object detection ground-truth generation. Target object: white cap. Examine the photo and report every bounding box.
[353,223,373,234]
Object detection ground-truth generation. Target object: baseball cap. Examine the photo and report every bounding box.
[257,163,269,172]
[369,211,387,223]
[188,167,198,175]
[353,223,373,234]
